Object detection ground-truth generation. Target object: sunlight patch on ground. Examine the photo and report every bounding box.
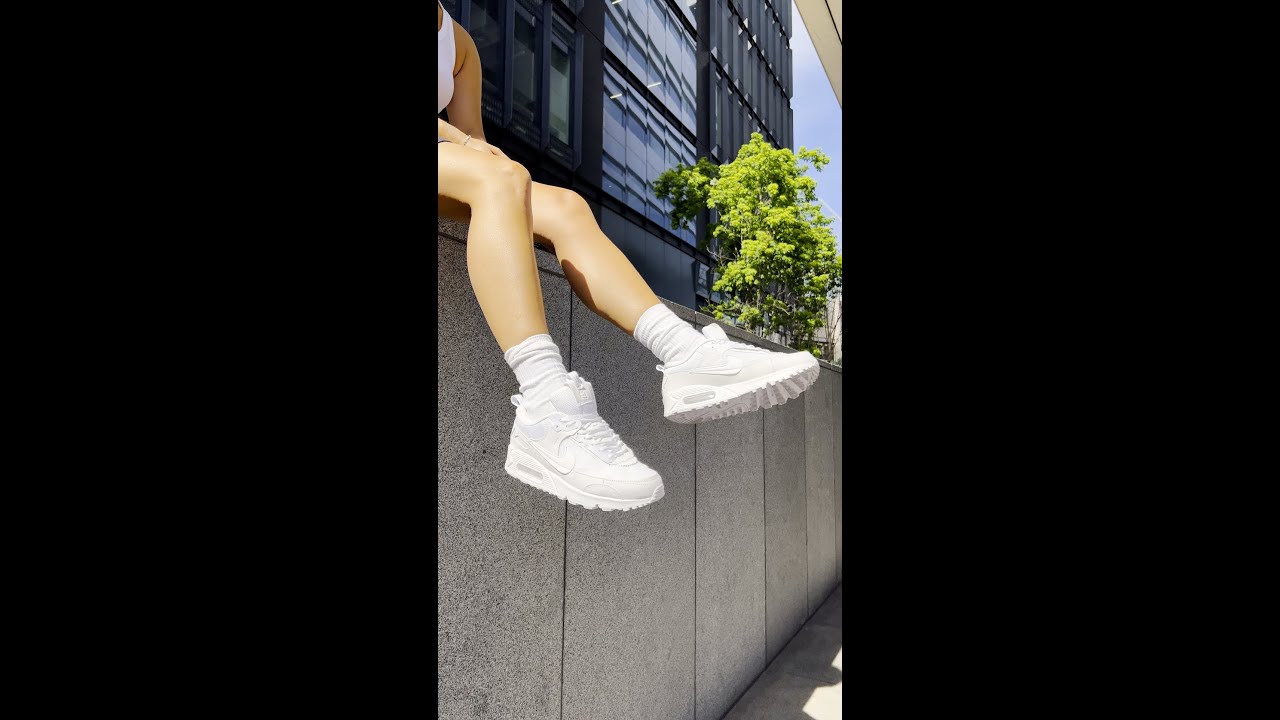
[801,644,843,720]
[803,680,842,720]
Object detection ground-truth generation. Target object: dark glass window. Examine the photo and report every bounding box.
[625,166,647,214]
[599,0,702,259]
[603,149,625,199]
[603,67,625,199]
[625,96,647,164]
[648,0,665,62]
[625,3,648,82]
[549,20,572,145]
[469,0,504,122]
[733,19,743,75]
[510,1,541,141]
[604,2,625,58]
[602,208,628,257]
[603,67,626,146]
[711,69,722,158]
[646,111,665,224]
[453,0,580,165]
[696,261,711,294]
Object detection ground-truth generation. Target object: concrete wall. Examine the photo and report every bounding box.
[438,222,842,720]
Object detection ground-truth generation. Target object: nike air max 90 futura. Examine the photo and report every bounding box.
[659,324,821,424]
[505,372,665,511]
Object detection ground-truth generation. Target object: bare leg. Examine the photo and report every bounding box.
[516,183,820,426]
[437,176,819,430]
[437,143,547,351]
[437,148,666,510]
[527,184,660,334]
[437,179,662,334]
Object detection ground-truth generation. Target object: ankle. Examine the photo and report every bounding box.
[634,303,704,365]
[505,334,570,401]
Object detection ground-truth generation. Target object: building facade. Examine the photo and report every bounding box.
[439,0,794,310]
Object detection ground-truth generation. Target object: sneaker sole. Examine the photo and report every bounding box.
[504,444,666,512]
[664,359,821,424]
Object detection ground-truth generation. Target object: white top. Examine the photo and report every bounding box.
[438,6,456,114]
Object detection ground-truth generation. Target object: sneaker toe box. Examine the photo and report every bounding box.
[772,350,819,374]
[579,463,662,499]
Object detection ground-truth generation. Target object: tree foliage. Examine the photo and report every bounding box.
[654,133,842,355]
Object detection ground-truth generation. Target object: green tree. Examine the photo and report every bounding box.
[654,133,842,355]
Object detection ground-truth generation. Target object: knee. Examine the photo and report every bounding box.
[542,187,592,227]
[481,159,532,199]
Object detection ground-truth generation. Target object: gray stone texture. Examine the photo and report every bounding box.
[695,410,767,720]
[437,221,844,720]
[437,236,570,720]
[833,372,842,582]
[806,369,838,615]
[764,397,810,664]
[808,584,842,631]
[561,294,696,720]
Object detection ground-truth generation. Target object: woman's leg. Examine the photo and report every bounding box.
[437,142,546,352]
[436,144,665,510]
[438,171,818,425]
[438,181,661,334]
[437,143,576,418]
[520,183,712,372]
[520,182,820,425]
[441,180,709,365]
[527,184,659,335]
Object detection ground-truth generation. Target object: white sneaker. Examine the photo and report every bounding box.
[659,324,821,424]
[504,371,665,511]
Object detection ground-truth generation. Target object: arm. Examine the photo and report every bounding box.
[445,27,486,142]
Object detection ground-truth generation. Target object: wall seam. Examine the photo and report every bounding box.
[559,296,572,720]
[560,501,568,720]
[833,377,839,583]
[804,392,811,618]
[761,408,768,663]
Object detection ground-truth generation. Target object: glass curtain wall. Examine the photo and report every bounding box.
[706,0,792,161]
[602,0,697,247]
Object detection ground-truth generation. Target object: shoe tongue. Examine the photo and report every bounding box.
[550,375,597,416]
[702,324,728,341]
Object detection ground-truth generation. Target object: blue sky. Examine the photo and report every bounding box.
[788,4,842,254]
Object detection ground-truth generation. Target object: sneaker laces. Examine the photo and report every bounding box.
[550,416,632,462]
[578,418,632,461]
[557,373,634,462]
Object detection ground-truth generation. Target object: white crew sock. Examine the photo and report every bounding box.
[504,334,571,403]
[633,303,707,366]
